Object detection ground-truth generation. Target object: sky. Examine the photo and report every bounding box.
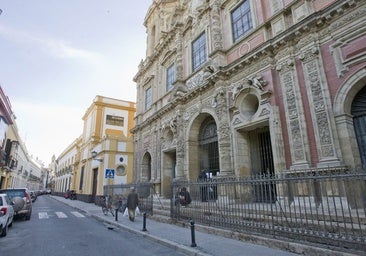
[0,0,151,166]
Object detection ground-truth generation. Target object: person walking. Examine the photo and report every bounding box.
[127,187,139,221]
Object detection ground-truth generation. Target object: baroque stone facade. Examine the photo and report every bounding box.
[132,0,366,197]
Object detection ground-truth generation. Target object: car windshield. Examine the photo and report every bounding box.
[1,190,25,198]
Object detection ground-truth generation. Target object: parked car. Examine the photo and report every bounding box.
[0,193,15,237]
[0,188,32,220]
[30,191,37,203]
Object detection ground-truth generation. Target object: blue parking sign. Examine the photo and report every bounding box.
[105,169,115,179]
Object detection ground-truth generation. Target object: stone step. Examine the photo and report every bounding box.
[152,197,172,221]
[149,214,173,224]
[153,198,170,208]
[153,208,171,217]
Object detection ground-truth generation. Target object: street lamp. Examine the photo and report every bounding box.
[91,151,103,162]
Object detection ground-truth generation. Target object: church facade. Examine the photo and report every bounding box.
[132,0,366,197]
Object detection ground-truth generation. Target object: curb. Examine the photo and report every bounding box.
[191,223,362,256]
[91,214,212,256]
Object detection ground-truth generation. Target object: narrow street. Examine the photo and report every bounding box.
[0,195,186,256]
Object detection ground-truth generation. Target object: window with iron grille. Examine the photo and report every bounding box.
[231,1,253,42]
[352,85,366,168]
[166,64,175,92]
[199,117,219,171]
[145,87,152,110]
[192,33,207,72]
[106,115,124,127]
[79,166,85,190]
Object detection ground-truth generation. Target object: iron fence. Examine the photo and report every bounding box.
[101,183,154,215]
[172,167,366,251]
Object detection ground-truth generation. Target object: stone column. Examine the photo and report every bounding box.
[210,0,223,52]
[277,58,310,169]
[299,46,341,167]
[212,83,233,176]
[173,109,186,180]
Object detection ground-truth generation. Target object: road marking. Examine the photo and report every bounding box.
[39,212,49,219]
[37,211,86,219]
[71,211,85,218]
[55,212,68,218]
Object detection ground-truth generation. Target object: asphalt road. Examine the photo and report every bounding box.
[0,195,186,256]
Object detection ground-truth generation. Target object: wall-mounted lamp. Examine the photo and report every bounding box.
[91,151,103,162]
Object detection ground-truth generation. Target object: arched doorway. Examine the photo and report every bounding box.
[141,152,151,182]
[199,116,220,178]
[352,85,366,168]
[198,115,219,201]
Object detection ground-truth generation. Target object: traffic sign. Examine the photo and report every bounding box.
[105,169,115,179]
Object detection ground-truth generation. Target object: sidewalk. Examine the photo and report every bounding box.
[50,196,357,256]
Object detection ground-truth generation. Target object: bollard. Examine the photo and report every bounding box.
[142,212,147,231]
[190,220,197,247]
[115,209,118,221]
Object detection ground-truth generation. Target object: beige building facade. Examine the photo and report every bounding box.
[132,0,366,198]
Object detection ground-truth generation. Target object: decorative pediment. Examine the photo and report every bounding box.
[143,75,154,86]
[232,116,243,126]
[161,49,177,65]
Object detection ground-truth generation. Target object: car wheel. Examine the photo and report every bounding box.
[0,223,7,237]
[25,212,31,221]
[9,219,13,227]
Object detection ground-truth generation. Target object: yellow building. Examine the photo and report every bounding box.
[54,96,136,203]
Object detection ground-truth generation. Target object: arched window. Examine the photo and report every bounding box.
[352,86,366,168]
[142,153,152,181]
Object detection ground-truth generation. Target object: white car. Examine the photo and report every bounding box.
[0,193,15,237]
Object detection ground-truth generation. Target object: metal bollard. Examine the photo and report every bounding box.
[190,220,197,247]
[115,209,118,221]
[142,212,147,231]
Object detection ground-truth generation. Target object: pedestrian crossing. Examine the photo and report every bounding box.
[38,211,85,219]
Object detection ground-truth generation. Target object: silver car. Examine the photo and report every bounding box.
[0,188,32,220]
[0,193,15,237]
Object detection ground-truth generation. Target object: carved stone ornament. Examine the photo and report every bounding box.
[211,88,224,108]
[248,74,268,91]
[232,74,268,100]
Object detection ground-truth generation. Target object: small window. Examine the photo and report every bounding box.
[231,1,253,42]
[79,166,84,190]
[166,64,175,92]
[145,87,152,110]
[106,115,124,127]
[192,33,207,71]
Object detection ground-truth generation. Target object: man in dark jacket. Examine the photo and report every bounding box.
[178,187,191,206]
[198,170,208,202]
[127,187,139,221]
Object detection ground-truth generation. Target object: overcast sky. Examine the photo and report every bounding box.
[0,0,151,166]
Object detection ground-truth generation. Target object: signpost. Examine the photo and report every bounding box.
[105,169,115,179]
